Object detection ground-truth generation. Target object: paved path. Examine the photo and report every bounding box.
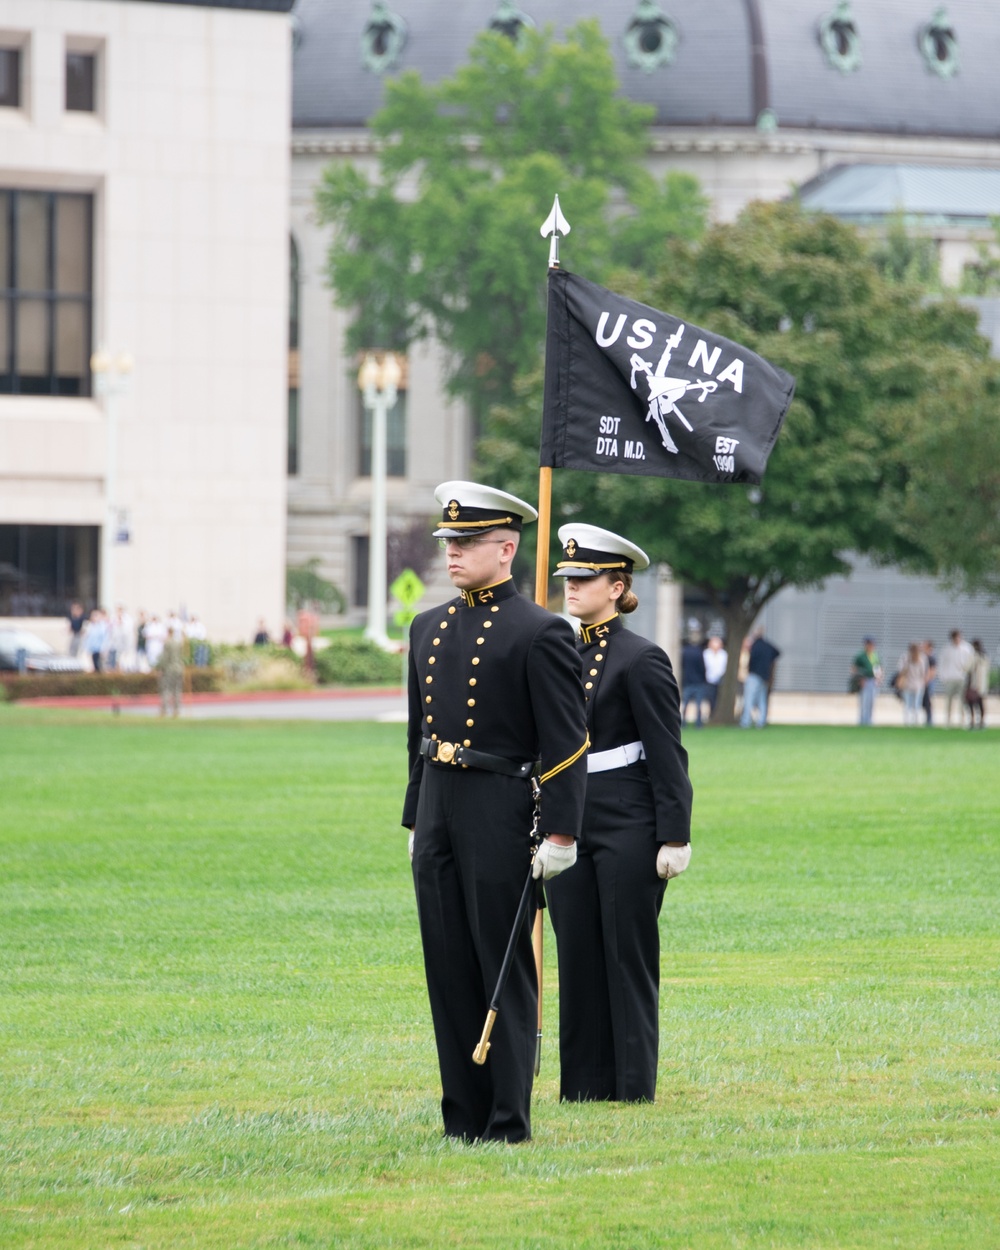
[17,687,987,727]
[23,688,409,722]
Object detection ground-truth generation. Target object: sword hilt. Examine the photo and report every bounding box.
[472,1009,497,1065]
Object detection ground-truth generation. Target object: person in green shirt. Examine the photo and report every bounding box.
[852,636,883,725]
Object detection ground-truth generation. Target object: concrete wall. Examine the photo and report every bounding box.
[0,0,291,641]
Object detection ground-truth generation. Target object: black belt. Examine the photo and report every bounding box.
[419,737,536,778]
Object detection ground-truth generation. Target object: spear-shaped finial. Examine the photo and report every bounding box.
[540,195,571,269]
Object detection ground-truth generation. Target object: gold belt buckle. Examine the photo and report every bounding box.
[436,741,457,764]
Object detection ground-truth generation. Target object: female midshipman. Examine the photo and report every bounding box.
[546,524,693,1102]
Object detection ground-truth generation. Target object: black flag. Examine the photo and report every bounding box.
[541,269,795,484]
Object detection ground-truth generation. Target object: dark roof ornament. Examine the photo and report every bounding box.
[918,7,959,79]
[623,1,679,74]
[361,3,407,74]
[818,0,861,74]
[489,2,535,43]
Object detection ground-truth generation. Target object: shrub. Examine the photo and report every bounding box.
[0,669,222,701]
[209,644,309,691]
[312,635,402,686]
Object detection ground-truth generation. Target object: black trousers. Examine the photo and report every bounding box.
[411,766,537,1142]
[546,817,666,1102]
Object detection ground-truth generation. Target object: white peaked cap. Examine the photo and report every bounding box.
[553,523,650,578]
[432,480,537,537]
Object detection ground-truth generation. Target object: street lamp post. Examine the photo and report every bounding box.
[91,348,133,610]
[358,352,403,650]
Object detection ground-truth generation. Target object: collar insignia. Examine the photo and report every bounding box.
[595,624,610,636]
[478,589,494,604]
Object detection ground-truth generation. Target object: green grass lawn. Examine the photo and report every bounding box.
[1,708,997,1249]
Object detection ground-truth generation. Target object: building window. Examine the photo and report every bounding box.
[0,47,21,108]
[0,524,99,616]
[489,2,535,42]
[65,51,97,112]
[918,8,959,79]
[0,189,93,397]
[818,1,862,73]
[361,3,407,74]
[356,386,407,478]
[623,2,679,73]
[287,387,300,476]
[288,236,300,475]
[352,535,370,608]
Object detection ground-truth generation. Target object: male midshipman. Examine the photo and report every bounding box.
[403,480,589,1142]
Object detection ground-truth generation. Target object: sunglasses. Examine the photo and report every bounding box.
[437,535,507,551]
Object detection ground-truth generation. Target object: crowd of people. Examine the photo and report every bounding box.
[853,628,992,728]
[67,603,209,673]
[678,622,782,729]
[675,621,993,730]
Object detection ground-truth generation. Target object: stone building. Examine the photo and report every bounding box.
[289,1,1000,671]
[3,0,997,671]
[1,0,292,643]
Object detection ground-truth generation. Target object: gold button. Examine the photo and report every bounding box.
[472,657,480,665]
[448,606,456,614]
[466,718,475,727]
[585,682,594,690]
[440,622,448,629]
[425,676,433,684]
[491,605,499,612]
[463,739,471,747]
[429,656,436,664]
[425,696,432,704]
[595,654,603,661]
[467,699,475,707]
[590,669,598,677]
[477,637,485,645]
[469,678,477,686]
[431,734,438,741]
[433,638,440,646]
[426,715,433,723]
[600,640,607,648]
[483,621,492,629]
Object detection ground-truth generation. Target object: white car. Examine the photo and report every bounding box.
[0,628,89,673]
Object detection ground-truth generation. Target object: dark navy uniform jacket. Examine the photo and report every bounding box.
[402,577,589,838]
[577,613,692,843]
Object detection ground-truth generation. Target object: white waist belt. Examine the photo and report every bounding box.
[587,740,645,773]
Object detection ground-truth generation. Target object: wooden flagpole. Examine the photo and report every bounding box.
[532,196,570,1076]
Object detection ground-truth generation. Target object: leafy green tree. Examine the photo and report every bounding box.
[959,215,1000,294]
[892,356,1000,598]
[479,202,992,721]
[868,209,941,288]
[315,20,706,422]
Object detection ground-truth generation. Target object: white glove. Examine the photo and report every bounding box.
[408,829,415,863]
[656,843,691,880]
[532,838,578,881]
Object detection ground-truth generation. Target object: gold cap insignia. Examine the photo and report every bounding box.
[447,500,460,520]
[566,538,577,558]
